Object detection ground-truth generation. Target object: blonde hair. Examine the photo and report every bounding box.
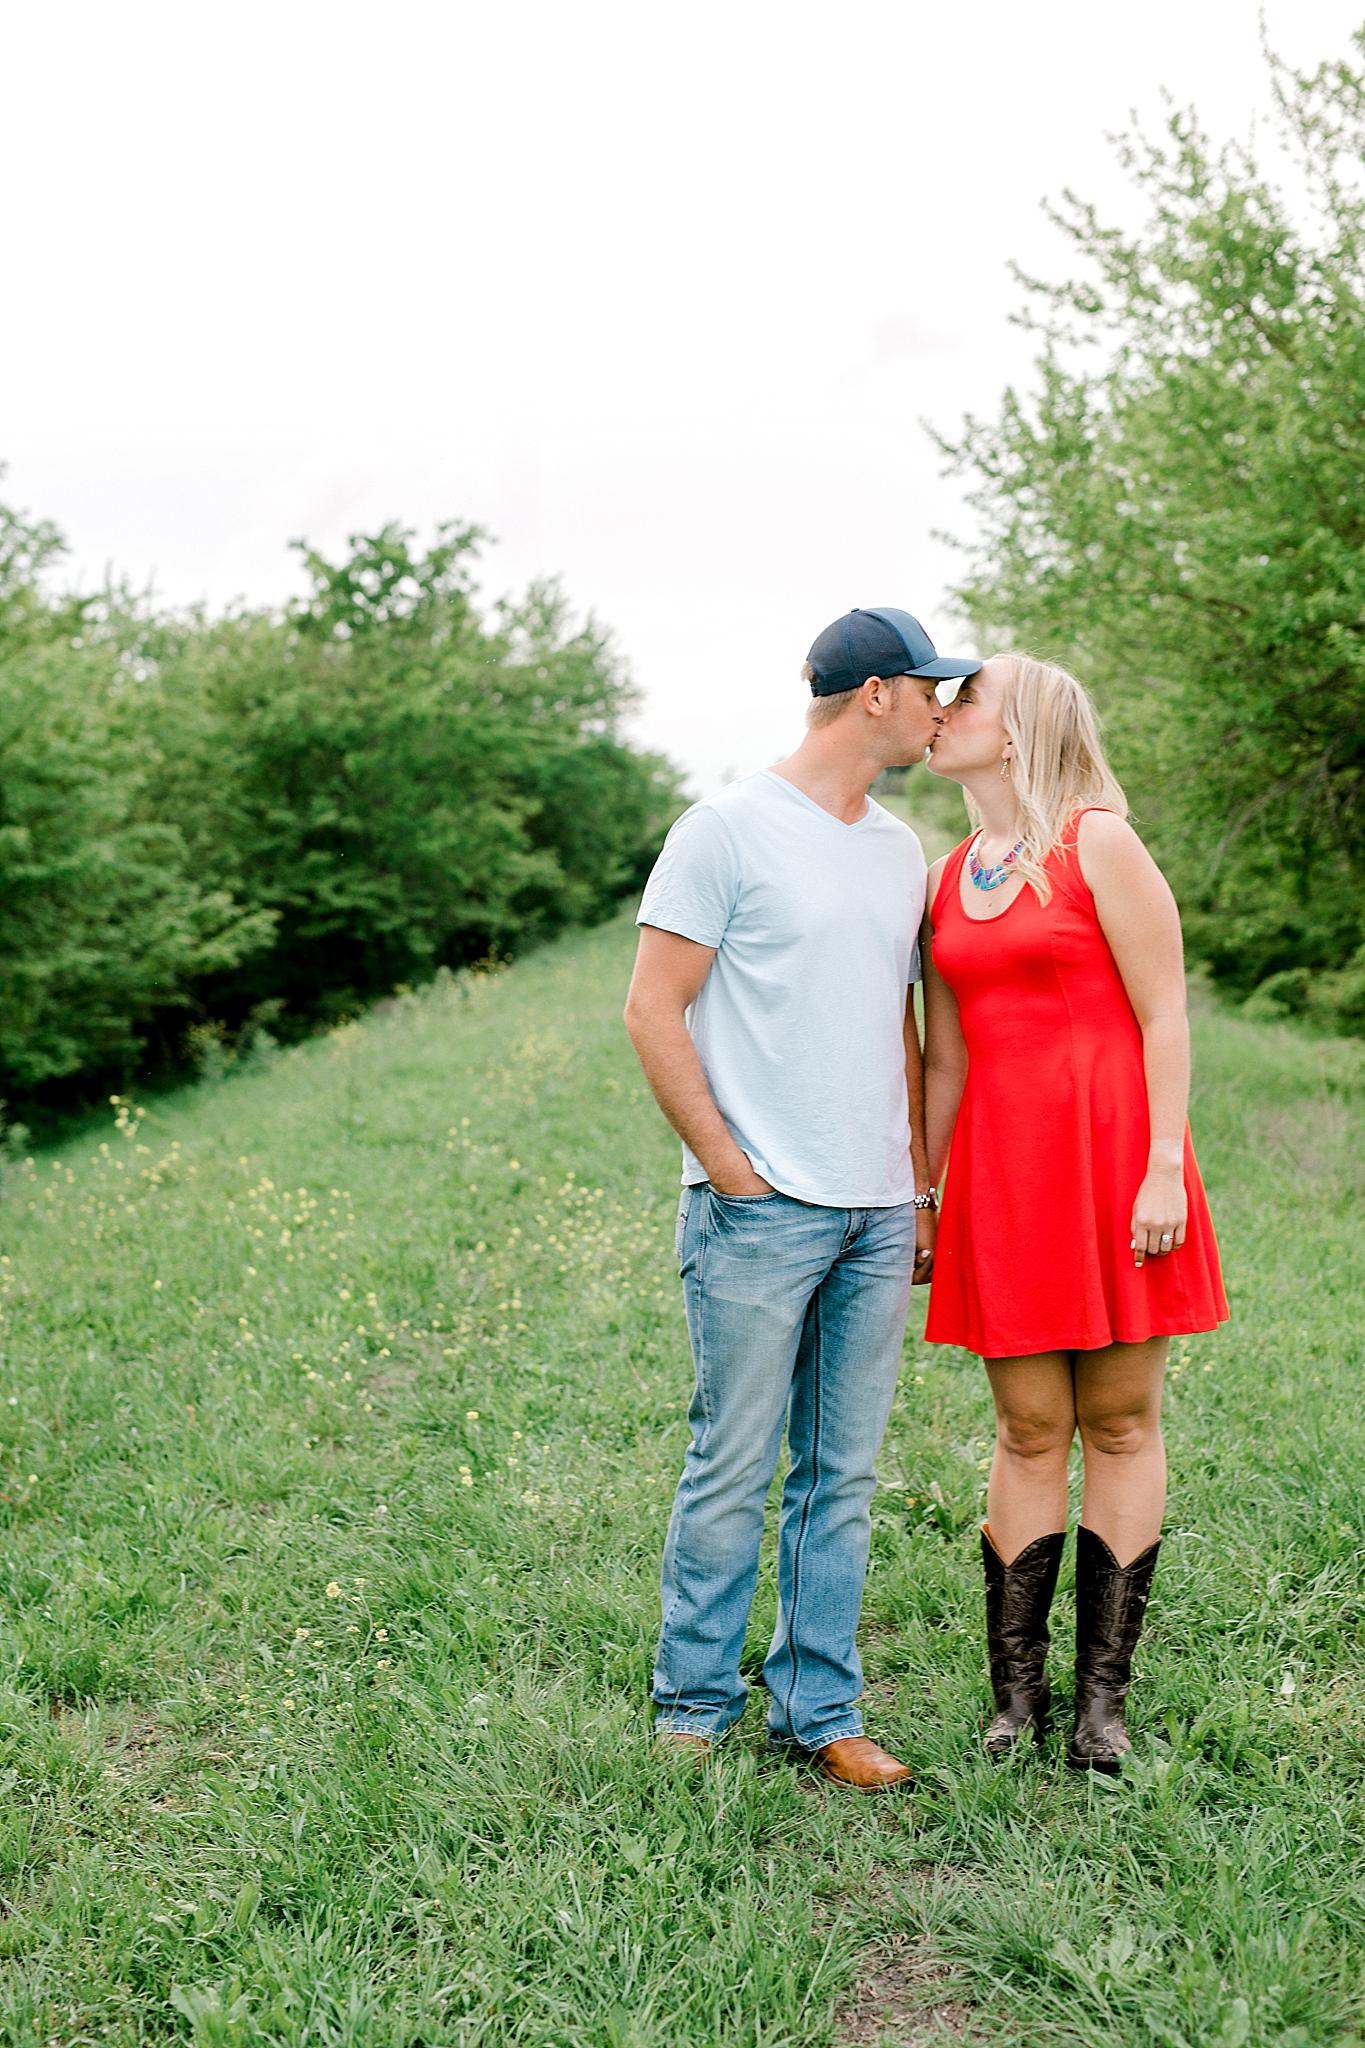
[965,653,1127,903]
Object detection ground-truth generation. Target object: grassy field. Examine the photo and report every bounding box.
[0,907,1362,2048]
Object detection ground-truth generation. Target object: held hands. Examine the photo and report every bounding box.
[912,1205,936,1284]
[1131,1166,1187,1267]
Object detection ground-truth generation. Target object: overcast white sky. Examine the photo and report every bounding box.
[4,0,1358,793]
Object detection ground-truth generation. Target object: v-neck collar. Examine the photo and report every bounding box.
[760,768,875,832]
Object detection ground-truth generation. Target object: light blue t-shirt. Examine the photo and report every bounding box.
[636,768,926,1207]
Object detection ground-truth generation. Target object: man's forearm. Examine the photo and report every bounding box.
[626,1008,749,1183]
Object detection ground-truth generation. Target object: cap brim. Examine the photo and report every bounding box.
[907,655,983,680]
[933,673,977,706]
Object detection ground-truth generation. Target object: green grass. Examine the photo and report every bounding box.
[0,910,1362,2048]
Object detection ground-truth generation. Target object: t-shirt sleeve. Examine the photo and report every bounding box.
[636,803,740,949]
[907,936,922,986]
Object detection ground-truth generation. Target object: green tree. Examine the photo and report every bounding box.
[0,495,678,1109]
[148,525,678,1026]
[0,498,274,1099]
[935,30,1365,1021]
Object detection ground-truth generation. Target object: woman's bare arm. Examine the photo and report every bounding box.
[1078,809,1190,1265]
[904,985,936,1280]
[921,856,969,1187]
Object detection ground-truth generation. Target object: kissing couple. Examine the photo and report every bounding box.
[625,606,1228,1790]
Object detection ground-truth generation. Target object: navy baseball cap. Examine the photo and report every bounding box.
[806,607,982,701]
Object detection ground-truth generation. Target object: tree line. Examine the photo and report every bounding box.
[936,30,1364,1035]
[0,509,680,1133]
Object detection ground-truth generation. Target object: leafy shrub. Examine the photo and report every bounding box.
[0,498,680,1110]
[0,504,274,1097]
[1241,969,1314,1022]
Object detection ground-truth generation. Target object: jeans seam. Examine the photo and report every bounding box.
[654,1712,730,1736]
[694,1190,713,1428]
[656,1190,713,1677]
[774,1717,864,1753]
[779,1281,823,1736]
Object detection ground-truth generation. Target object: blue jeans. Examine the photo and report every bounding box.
[652,1185,917,1750]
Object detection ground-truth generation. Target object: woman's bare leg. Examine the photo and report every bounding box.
[1073,1335,1169,1564]
[983,1352,1076,1561]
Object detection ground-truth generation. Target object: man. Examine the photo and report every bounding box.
[624,607,981,1790]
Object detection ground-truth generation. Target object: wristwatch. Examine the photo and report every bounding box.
[913,1187,939,1211]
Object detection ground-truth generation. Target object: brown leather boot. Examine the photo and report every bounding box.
[811,1736,913,1791]
[1067,1526,1161,1774]
[982,1524,1066,1760]
[652,1729,713,1763]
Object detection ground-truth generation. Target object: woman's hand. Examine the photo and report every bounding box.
[1130,1168,1187,1266]
[913,1206,936,1284]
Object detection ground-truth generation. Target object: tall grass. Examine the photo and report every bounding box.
[0,913,1360,2046]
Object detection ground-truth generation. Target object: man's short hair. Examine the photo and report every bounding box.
[803,662,902,728]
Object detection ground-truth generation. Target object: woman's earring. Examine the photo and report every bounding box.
[999,756,1012,780]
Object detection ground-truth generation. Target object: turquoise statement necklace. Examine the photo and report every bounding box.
[968,833,1024,891]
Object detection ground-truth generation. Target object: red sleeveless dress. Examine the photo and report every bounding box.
[923,813,1229,1357]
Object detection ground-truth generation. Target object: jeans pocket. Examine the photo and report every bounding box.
[707,1186,782,1206]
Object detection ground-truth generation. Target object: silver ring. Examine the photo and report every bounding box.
[1160,1233,1173,1246]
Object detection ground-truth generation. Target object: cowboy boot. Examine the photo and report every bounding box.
[1067,1525,1161,1774]
[812,1736,913,1792]
[981,1525,1066,1759]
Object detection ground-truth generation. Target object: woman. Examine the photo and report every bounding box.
[920,653,1228,1772]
